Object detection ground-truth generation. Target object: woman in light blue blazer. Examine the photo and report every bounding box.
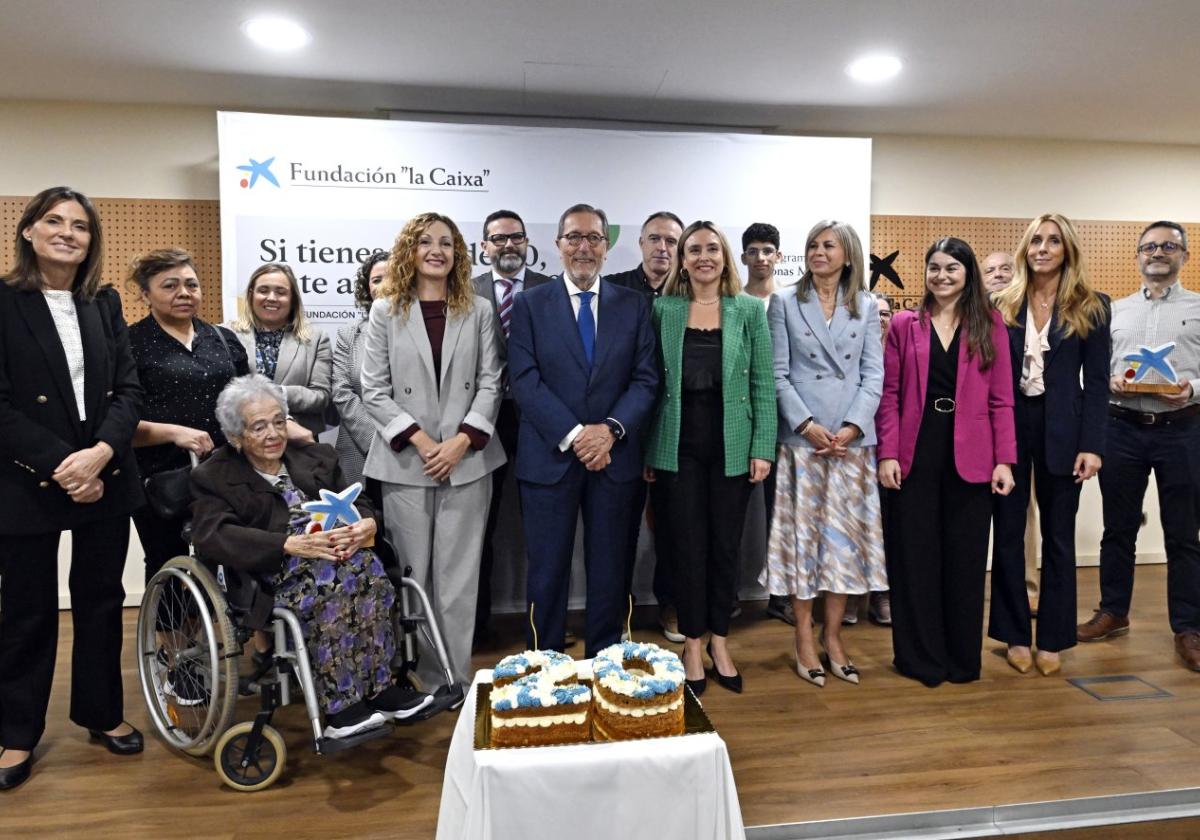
[761,220,886,687]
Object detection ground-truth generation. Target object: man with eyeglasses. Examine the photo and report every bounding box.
[1078,220,1200,673]
[508,203,659,656]
[605,211,684,642]
[470,210,551,644]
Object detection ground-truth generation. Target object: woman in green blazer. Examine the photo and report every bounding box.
[644,221,776,696]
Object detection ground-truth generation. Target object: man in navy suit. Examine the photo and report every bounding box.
[508,203,659,655]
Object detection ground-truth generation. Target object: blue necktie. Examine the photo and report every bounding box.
[577,291,595,367]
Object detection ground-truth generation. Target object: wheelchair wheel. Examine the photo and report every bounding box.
[214,722,286,792]
[137,556,239,757]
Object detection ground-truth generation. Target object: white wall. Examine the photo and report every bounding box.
[4,100,1185,604]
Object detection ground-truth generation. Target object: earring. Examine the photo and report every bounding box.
[680,269,690,281]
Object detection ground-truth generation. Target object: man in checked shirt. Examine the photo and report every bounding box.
[1078,220,1200,672]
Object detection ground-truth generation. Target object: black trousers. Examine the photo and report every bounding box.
[476,398,520,636]
[989,394,1081,651]
[1098,413,1200,633]
[654,392,753,639]
[887,411,992,686]
[625,479,674,607]
[0,515,129,750]
[132,505,187,582]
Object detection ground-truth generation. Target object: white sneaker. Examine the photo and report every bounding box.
[323,709,387,740]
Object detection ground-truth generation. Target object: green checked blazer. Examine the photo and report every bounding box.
[645,293,777,476]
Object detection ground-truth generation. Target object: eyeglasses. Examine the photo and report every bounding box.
[245,418,288,438]
[1138,241,1186,255]
[486,232,527,245]
[744,247,778,259]
[559,233,607,247]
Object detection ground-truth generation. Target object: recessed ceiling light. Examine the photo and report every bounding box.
[242,16,311,51]
[845,54,902,83]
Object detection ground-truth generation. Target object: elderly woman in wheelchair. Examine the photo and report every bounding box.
[187,374,429,740]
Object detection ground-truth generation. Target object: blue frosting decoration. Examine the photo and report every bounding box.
[593,641,684,699]
[492,675,590,710]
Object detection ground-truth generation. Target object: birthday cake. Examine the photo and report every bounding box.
[591,641,686,741]
[489,651,591,747]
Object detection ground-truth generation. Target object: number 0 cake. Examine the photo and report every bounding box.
[591,641,686,741]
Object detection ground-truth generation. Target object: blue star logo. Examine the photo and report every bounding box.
[237,156,280,189]
[301,482,363,529]
[1123,342,1179,383]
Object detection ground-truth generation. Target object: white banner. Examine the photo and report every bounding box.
[217,111,872,332]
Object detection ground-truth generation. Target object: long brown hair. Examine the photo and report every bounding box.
[994,213,1105,339]
[6,186,105,300]
[921,237,996,369]
[381,213,474,317]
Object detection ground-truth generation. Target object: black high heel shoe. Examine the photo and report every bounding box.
[87,723,144,756]
[683,645,707,697]
[0,749,32,791]
[706,641,743,694]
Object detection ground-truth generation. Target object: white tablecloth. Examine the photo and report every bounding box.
[436,667,746,840]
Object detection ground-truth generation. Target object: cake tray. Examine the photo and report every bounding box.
[474,680,714,750]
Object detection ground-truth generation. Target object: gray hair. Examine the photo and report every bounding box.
[215,374,289,439]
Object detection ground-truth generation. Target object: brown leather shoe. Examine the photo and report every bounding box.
[1077,610,1130,642]
[1176,631,1200,672]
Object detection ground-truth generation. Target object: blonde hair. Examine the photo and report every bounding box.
[663,221,743,298]
[995,213,1104,339]
[380,212,474,317]
[231,263,314,342]
[795,220,866,319]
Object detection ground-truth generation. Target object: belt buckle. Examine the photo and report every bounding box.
[933,397,956,414]
[1138,412,1158,426]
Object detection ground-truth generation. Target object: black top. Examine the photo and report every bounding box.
[927,325,960,404]
[128,316,250,477]
[682,327,722,393]
[605,264,665,304]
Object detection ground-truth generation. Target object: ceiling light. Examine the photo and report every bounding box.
[845,54,902,84]
[242,16,311,51]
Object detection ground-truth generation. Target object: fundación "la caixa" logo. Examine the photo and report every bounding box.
[237,156,280,189]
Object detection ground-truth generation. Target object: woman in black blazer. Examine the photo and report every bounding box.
[0,187,145,790]
[989,213,1109,676]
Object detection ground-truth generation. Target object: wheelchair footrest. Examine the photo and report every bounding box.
[315,722,392,755]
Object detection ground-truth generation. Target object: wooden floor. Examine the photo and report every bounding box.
[2,566,1198,839]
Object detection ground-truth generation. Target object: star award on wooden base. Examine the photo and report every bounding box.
[1121,342,1187,394]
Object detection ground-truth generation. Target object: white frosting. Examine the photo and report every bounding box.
[492,711,589,728]
[492,650,577,685]
[594,691,683,718]
[593,642,685,699]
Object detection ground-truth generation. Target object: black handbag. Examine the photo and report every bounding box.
[143,464,193,520]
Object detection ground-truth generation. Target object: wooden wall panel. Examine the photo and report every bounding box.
[869,215,1200,309]
[0,196,221,324]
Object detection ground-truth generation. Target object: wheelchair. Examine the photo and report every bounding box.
[136,533,465,792]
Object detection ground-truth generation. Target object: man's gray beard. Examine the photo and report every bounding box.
[496,252,524,274]
[565,268,599,290]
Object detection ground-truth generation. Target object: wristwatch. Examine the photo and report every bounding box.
[604,418,625,440]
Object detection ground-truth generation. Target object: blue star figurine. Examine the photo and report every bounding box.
[301,482,363,530]
[1122,342,1179,384]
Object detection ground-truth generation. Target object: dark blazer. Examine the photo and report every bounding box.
[471,268,552,351]
[1005,297,1110,475]
[0,283,143,535]
[508,277,659,484]
[190,440,375,575]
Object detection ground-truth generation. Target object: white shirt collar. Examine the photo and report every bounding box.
[562,273,601,299]
[492,268,526,285]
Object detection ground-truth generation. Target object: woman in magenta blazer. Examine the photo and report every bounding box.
[876,236,1016,687]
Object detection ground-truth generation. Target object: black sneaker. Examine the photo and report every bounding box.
[323,702,387,739]
[765,595,797,627]
[369,684,434,720]
[162,656,208,707]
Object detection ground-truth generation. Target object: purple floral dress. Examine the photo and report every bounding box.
[273,473,396,715]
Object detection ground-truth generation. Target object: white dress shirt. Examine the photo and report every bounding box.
[558,274,603,451]
[492,267,527,304]
[1020,311,1052,396]
[43,289,86,421]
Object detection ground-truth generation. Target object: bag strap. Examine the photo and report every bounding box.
[210,322,234,365]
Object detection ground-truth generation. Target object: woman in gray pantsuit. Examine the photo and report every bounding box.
[361,212,505,687]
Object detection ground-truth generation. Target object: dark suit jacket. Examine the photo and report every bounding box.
[0,282,143,535]
[189,440,376,574]
[1006,297,1110,475]
[507,277,659,484]
[471,268,552,351]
